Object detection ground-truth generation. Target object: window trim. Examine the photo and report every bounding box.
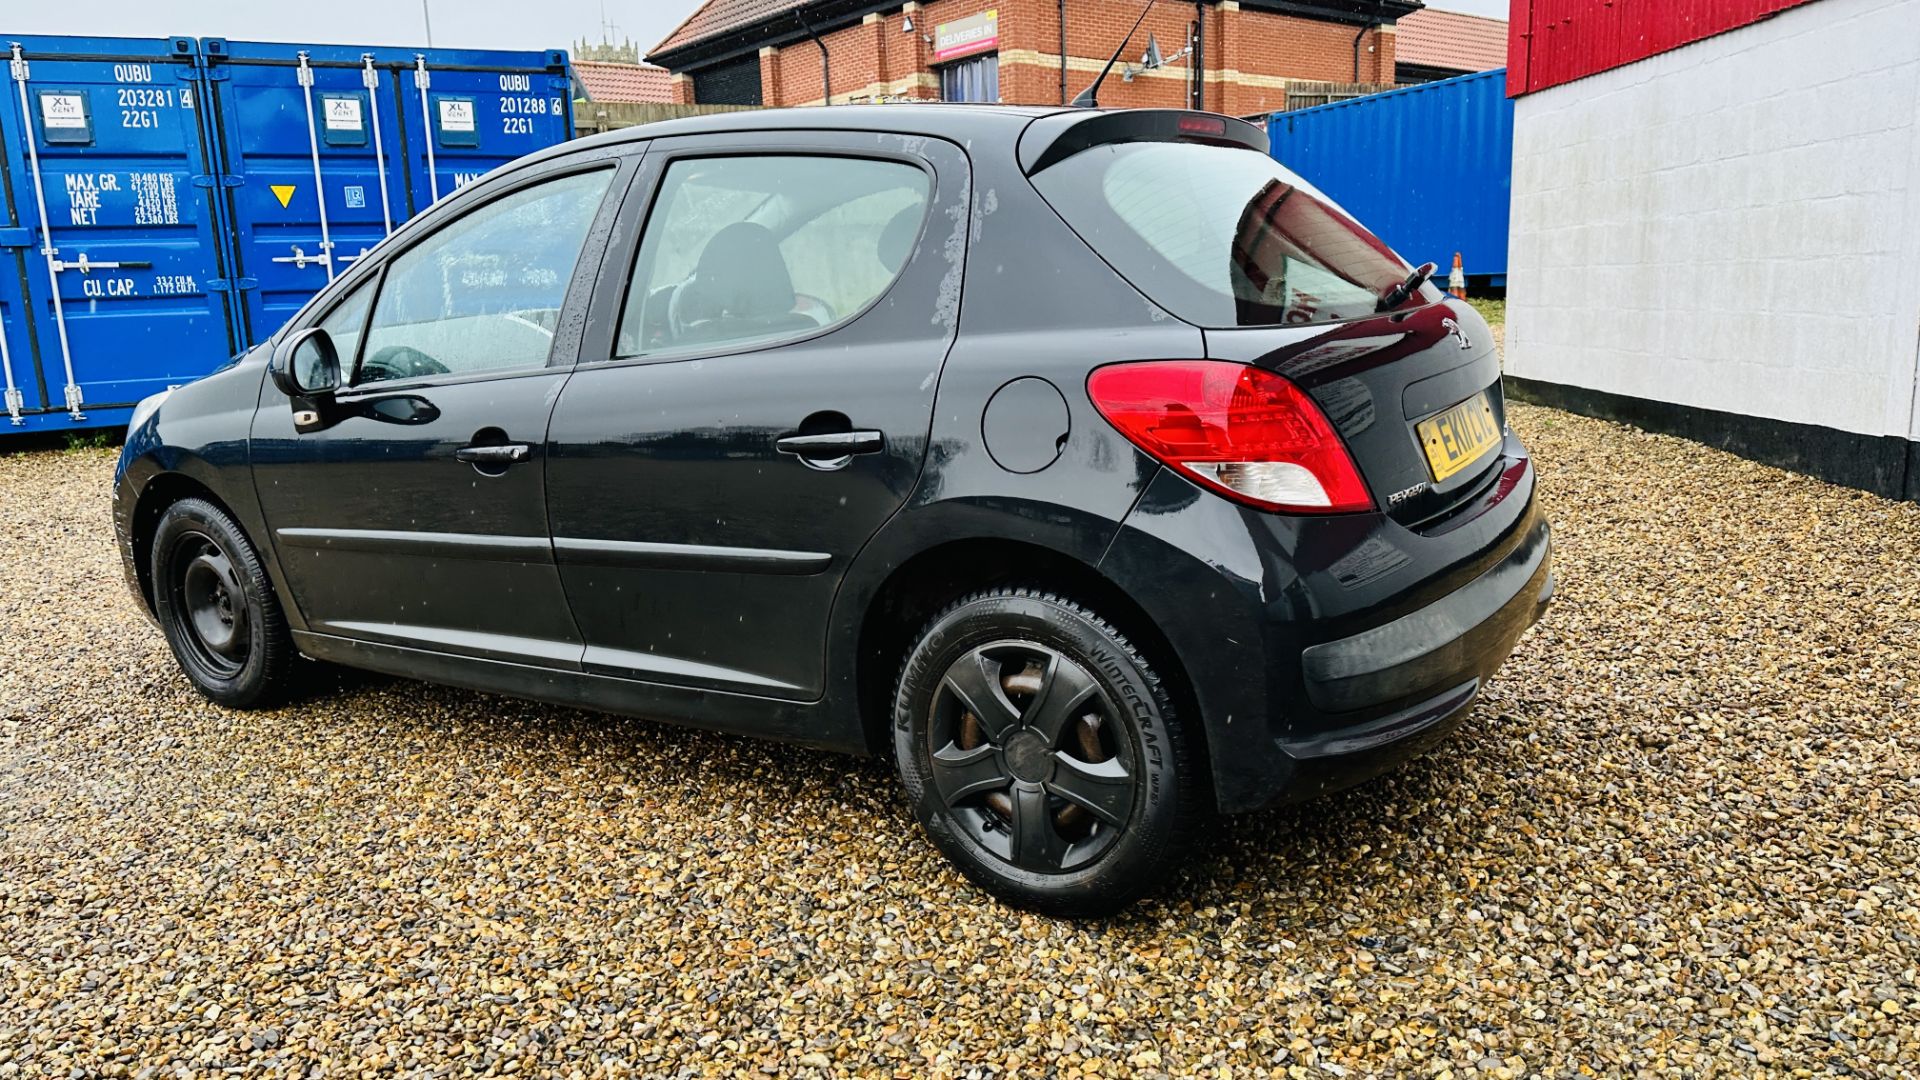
[583,142,938,374]
[291,153,632,400]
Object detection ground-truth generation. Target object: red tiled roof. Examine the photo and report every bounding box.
[1394,8,1509,73]
[651,0,802,58]
[576,61,675,103]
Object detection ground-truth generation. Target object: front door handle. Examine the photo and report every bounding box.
[775,430,884,458]
[455,443,532,464]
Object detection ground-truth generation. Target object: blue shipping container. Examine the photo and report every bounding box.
[201,40,574,347]
[0,35,238,432]
[1267,68,1513,289]
[0,34,573,434]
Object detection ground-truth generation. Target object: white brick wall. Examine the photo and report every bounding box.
[1506,0,1920,440]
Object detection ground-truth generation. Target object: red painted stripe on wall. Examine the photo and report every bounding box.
[1509,0,1824,95]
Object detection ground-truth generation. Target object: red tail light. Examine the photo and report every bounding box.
[1086,360,1373,513]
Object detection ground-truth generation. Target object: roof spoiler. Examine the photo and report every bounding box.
[1018,110,1269,176]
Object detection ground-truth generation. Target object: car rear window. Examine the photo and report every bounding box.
[1031,142,1431,328]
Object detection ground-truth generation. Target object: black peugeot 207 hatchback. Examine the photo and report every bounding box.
[115,105,1551,915]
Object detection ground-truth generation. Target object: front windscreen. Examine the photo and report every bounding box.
[1031,141,1433,328]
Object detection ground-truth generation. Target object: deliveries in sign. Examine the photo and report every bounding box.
[438,98,476,134]
[934,9,999,62]
[40,93,89,129]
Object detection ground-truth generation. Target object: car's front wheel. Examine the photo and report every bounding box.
[151,497,295,708]
[893,588,1203,916]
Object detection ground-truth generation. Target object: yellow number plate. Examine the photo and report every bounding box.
[1416,392,1502,482]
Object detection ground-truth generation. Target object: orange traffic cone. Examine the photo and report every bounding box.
[1448,252,1467,300]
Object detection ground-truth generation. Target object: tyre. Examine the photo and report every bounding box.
[151,498,295,708]
[893,588,1203,916]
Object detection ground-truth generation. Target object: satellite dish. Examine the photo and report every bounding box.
[1141,33,1164,69]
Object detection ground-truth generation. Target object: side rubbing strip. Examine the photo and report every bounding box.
[275,528,552,562]
[552,537,831,575]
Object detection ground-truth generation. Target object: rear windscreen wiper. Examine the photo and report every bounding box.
[1376,261,1438,313]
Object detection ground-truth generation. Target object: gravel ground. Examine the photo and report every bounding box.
[3,408,1918,1078]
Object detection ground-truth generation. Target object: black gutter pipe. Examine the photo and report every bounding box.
[1059,0,1068,104]
[1351,23,1367,81]
[1192,2,1204,109]
[796,8,831,103]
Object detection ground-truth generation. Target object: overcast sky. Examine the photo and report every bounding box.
[6,1,1509,57]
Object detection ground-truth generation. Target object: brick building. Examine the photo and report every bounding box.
[646,0,1421,117]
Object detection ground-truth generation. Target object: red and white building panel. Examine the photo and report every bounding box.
[1503,0,1920,502]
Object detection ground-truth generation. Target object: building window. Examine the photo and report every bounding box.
[692,56,762,105]
[939,54,999,103]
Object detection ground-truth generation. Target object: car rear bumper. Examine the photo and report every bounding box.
[1274,519,1552,802]
[1299,515,1551,715]
[1099,438,1551,812]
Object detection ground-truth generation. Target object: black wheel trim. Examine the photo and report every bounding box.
[167,530,251,680]
[928,641,1138,874]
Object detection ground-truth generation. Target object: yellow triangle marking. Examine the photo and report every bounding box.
[270,184,296,208]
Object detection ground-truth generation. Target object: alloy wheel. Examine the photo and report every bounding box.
[927,641,1137,873]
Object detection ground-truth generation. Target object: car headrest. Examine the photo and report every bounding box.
[877,205,922,273]
[680,221,795,324]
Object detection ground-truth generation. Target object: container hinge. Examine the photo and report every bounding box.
[9,46,28,83]
[205,277,259,293]
[3,387,21,425]
[64,382,84,420]
[0,226,29,247]
[296,51,314,88]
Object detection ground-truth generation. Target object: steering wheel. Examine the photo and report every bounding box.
[358,344,449,384]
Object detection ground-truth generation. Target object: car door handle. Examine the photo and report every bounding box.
[455,443,532,464]
[775,430,884,458]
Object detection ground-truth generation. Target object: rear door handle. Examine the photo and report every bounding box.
[455,443,532,464]
[775,430,884,458]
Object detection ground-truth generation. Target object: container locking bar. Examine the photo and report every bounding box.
[362,55,394,236]
[0,300,20,424]
[414,55,439,204]
[10,42,84,419]
[294,52,336,282]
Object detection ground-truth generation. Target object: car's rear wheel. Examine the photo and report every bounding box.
[151,498,294,708]
[893,588,1202,916]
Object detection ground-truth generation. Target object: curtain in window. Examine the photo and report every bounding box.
[939,55,999,103]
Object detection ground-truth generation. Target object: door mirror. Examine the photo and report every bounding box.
[270,327,343,399]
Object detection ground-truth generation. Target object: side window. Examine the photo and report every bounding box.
[315,279,373,381]
[356,168,612,385]
[617,155,931,358]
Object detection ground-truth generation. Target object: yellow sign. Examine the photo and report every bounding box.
[270,184,296,208]
[1417,392,1503,482]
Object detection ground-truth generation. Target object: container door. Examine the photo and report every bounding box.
[0,117,42,425]
[201,40,411,350]
[1,35,242,427]
[399,49,572,207]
